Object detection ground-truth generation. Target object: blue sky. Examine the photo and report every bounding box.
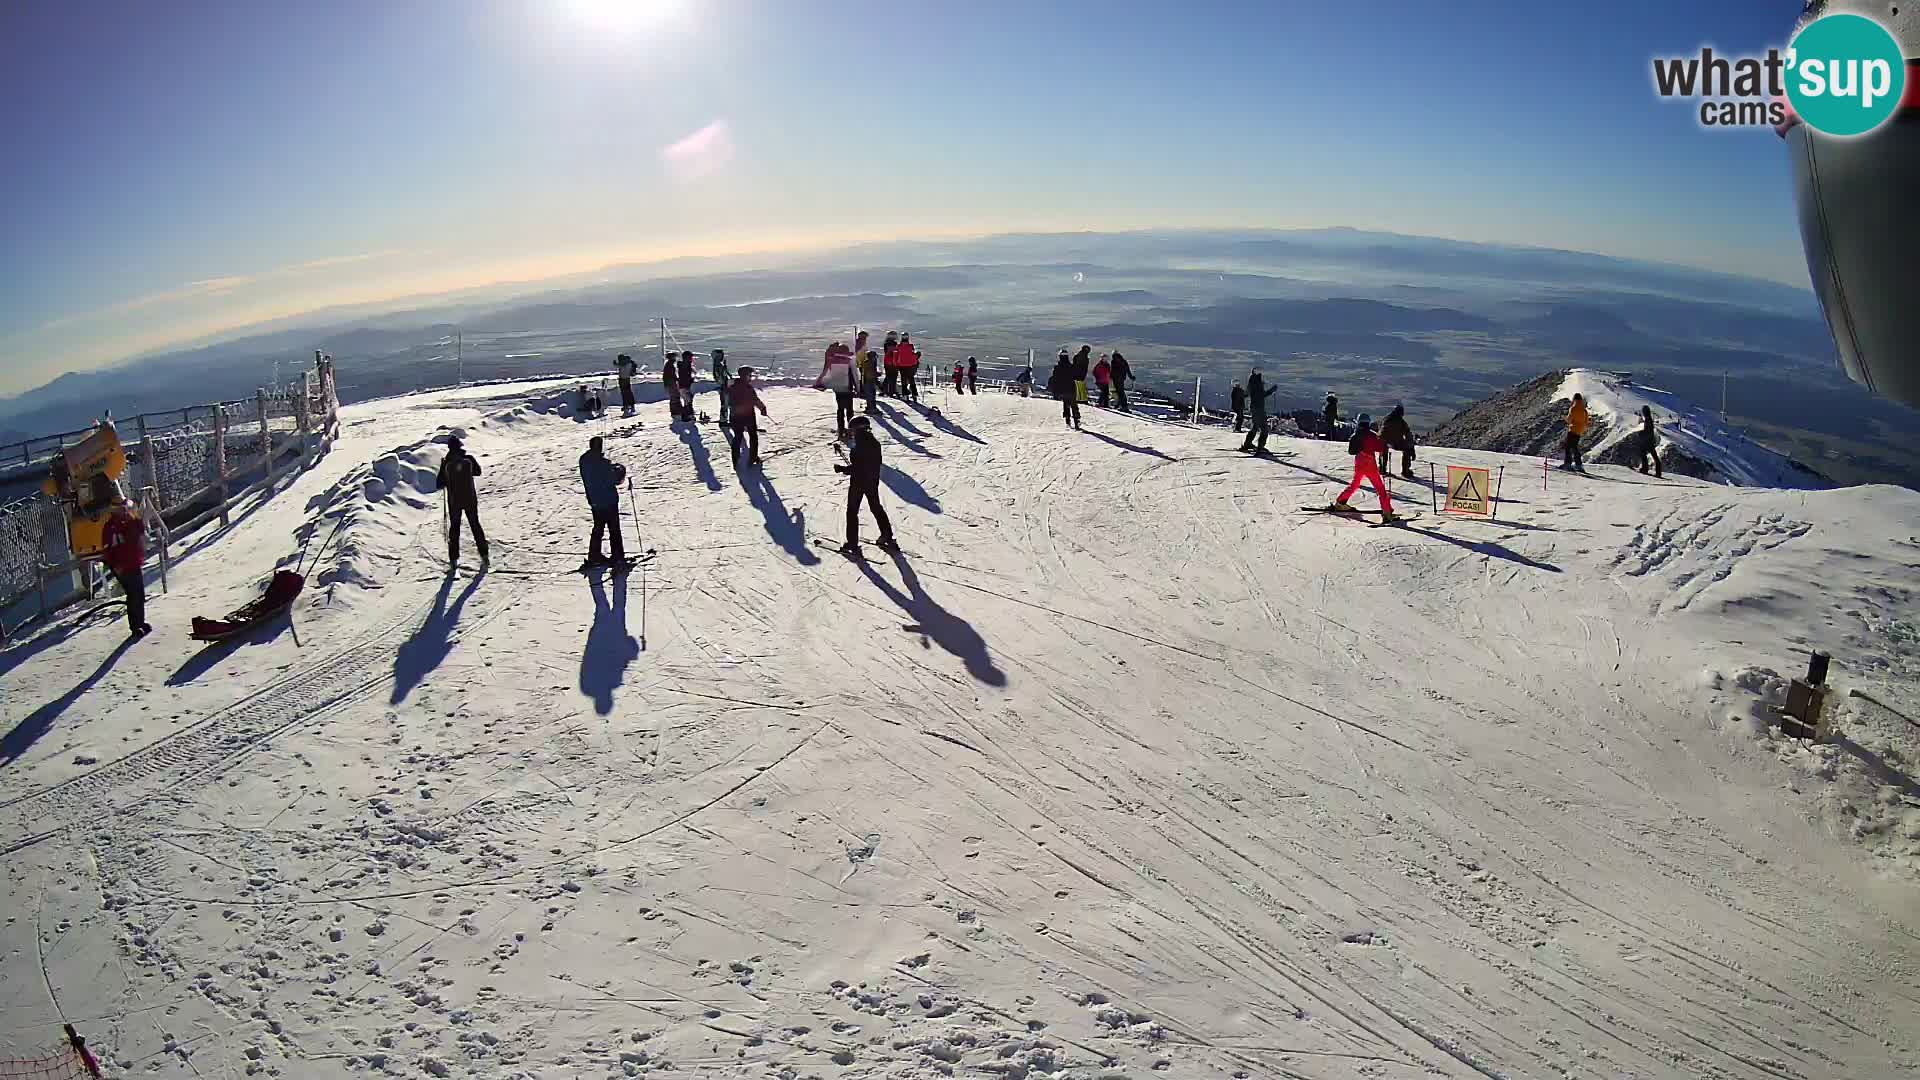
[0,0,1813,396]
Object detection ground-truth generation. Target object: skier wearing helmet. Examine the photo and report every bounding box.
[834,414,896,556]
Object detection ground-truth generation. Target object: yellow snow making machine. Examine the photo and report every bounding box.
[39,422,130,559]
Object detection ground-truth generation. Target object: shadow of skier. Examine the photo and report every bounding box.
[579,569,640,716]
[678,421,723,493]
[857,551,1006,688]
[390,569,487,704]
[738,464,820,566]
[882,465,942,514]
[0,637,135,768]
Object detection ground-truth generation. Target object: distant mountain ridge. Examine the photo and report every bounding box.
[1426,369,1833,489]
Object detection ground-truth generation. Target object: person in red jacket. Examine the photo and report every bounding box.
[1328,414,1398,521]
[727,367,770,466]
[101,500,152,637]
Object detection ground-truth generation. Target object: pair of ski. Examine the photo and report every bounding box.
[1299,505,1422,528]
[576,548,659,574]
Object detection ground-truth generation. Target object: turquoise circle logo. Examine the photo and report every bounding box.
[1786,13,1907,136]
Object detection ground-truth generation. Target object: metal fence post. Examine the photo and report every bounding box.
[214,404,231,527]
[298,371,314,467]
[259,387,277,489]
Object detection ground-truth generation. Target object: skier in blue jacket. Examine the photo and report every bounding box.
[578,435,630,568]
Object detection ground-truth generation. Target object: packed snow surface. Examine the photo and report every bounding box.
[2,375,1917,1079]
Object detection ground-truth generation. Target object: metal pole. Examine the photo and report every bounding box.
[1191,376,1202,425]
[1491,465,1505,521]
[214,404,231,527]
[1430,463,1439,514]
[260,388,276,490]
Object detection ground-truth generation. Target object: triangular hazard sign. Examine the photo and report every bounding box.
[1451,472,1482,503]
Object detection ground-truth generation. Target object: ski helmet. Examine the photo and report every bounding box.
[1357,413,1372,428]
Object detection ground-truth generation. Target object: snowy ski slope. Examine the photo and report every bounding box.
[1,375,1916,1079]
[1557,370,1830,489]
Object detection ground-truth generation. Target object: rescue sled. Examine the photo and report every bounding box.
[190,570,305,642]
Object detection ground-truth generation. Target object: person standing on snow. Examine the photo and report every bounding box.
[435,434,489,566]
[1323,394,1340,439]
[1239,371,1277,453]
[882,331,900,398]
[660,356,680,422]
[578,435,629,568]
[615,352,639,415]
[711,349,732,425]
[1049,351,1080,429]
[1379,405,1417,480]
[1637,405,1662,477]
[1328,414,1399,521]
[835,414,897,556]
[1564,392,1590,472]
[1230,382,1247,432]
[727,367,770,466]
[1013,364,1033,397]
[102,499,151,638]
[899,334,920,402]
[966,356,978,394]
[860,349,880,412]
[676,351,696,422]
[815,341,859,440]
[952,360,965,393]
[1071,345,1091,405]
[1109,350,1132,412]
[1093,354,1112,408]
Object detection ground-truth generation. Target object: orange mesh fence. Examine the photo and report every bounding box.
[0,1027,102,1079]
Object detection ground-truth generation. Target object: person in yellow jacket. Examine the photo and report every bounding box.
[1563,392,1590,472]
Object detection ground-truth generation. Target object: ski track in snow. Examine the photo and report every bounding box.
[1,377,1916,1079]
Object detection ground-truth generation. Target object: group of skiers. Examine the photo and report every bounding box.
[1046,346,1134,428]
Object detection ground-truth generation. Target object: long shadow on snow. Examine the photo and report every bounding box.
[1834,735,1920,799]
[868,406,940,460]
[1397,524,1561,573]
[390,569,488,704]
[1082,429,1175,461]
[904,401,985,445]
[737,466,821,566]
[1,637,135,768]
[0,604,123,682]
[678,422,723,492]
[579,570,639,716]
[857,551,1006,688]
[883,466,942,514]
[168,616,292,686]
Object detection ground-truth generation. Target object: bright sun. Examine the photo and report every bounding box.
[564,0,681,33]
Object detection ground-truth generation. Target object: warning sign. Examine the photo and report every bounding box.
[1444,465,1493,517]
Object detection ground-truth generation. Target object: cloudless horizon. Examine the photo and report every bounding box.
[1,0,1817,398]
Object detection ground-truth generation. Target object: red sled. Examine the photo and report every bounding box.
[190,570,305,642]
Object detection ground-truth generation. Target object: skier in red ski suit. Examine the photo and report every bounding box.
[1333,413,1396,520]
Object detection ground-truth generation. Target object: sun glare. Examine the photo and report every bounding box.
[564,0,682,34]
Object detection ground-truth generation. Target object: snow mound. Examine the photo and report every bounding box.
[1426,368,1832,488]
[1557,369,1831,489]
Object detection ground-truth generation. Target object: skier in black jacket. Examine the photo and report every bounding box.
[835,415,896,555]
[1071,346,1092,406]
[1109,350,1133,412]
[1379,405,1416,479]
[966,356,978,394]
[435,435,488,565]
[1048,352,1080,428]
[1636,405,1663,476]
[1239,372,1277,452]
[1323,394,1340,439]
[1230,383,1247,432]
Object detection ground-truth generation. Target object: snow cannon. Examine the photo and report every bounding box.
[38,420,129,559]
[1783,2,1920,409]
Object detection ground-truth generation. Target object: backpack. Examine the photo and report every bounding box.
[1346,429,1366,456]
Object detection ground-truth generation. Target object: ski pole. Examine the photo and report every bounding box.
[627,475,640,554]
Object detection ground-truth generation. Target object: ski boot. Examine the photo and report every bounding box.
[875,536,901,553]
